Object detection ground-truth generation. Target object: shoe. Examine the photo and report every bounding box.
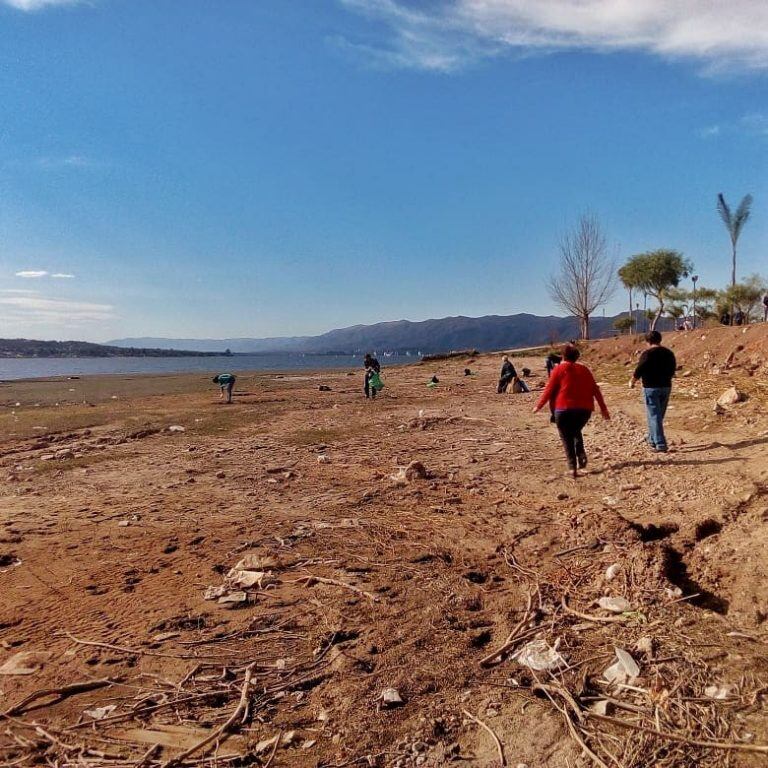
[577,452,588,469]
[655,446,668,453]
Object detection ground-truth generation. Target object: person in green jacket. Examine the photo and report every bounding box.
[213,373,236,403]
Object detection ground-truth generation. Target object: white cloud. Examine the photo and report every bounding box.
[15,270,49,278]
[339,0,768,72]
[700,125,721,138]
[2,0,83,10]
[51,273,75,279]
[0,295,115,326]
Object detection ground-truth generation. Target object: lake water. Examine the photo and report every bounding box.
[0,354,416,381]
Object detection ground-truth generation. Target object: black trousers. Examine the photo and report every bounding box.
[554,409,591,469]
[497,374,514,393]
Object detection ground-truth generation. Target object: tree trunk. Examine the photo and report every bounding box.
[650,299,664,332]
[628,287,633,334]
[731,243,737,325]
[581,315,590,340]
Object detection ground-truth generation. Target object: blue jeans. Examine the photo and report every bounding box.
[644,387,671,449]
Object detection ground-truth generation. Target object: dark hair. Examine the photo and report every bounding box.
[562,343,580,362]
[646,330,662,345]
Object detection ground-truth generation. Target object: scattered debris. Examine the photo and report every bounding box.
[514,639,566,672]
[598,596,632,613]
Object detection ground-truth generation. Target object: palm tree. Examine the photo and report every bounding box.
[717,193,753,291]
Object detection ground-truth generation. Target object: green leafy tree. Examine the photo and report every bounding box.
[720,274,767,321]
[717,193,753,298]
[613,315,634,334]
[618,250,693,332]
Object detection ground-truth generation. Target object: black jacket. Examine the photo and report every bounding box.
[633,346,676,388]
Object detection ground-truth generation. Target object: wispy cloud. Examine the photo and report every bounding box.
[0,295,115,325]
[1,0,84,10]
[14,270,76,279]
[741,112,768,136]
[700,125,721,138]
[36,154,99,170]
[338,0,768,73]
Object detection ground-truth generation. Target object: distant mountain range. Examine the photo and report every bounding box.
[110,313,621,355]
[0,338,226,359]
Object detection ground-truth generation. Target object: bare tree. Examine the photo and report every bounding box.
[547,213,616,339]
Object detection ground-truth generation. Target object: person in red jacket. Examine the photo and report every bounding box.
[533,344,609,478]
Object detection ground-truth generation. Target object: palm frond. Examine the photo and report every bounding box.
[717,193,732,229]
[733,194,753,239]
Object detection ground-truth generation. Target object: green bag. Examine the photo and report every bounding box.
[369,372,384,391]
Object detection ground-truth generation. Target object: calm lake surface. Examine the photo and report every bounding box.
[0,354,416,381]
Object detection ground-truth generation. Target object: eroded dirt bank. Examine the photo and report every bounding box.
[2,329,768,768]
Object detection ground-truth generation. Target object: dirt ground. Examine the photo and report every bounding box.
[2,327,768,768]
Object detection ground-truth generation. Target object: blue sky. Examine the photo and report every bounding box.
[0,0,766,341]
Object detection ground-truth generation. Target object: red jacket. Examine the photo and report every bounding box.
[535,361,609,416]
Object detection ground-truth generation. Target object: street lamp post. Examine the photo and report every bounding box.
[692,275,699,329]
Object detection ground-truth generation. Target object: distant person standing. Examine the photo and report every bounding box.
[545,351,562,377]
[630,330,676,453]
[213,373,236,404]
[534,344,609,478]
[734,309,745,326]
[763,294,768,322]
[363,353,381,399]
[720,310,731,326]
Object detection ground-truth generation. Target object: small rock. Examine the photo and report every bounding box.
[635,636,654,657]
[84,704,117,720]
[605,564,621,581]
[717,387,746,407]
[589,700,613,716]
[380,687,404,708]
[215,471,226,479]
[317,454,330,463]
[405,460,428,481]
[218,590,248,607]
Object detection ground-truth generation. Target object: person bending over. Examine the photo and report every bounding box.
[213,373,236,404]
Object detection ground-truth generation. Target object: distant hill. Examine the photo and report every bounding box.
[111,313,620,355]
[0,338,227,359]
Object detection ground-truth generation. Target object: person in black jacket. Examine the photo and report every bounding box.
[363,353,381,399]
[497,355,517,393]
[630,330,676,452]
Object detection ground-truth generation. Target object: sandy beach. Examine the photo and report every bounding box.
[2,328,768,767]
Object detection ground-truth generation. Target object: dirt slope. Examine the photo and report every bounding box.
[1,342,768,768]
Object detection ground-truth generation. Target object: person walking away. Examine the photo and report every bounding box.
[534,344,609,478]
[545,351,562,377]
[734,309,745,326]
[630,330,676,453]
[497,355,517,393]
[763,294,768,322]
[213,373,236,404]
[363,353,381,399]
